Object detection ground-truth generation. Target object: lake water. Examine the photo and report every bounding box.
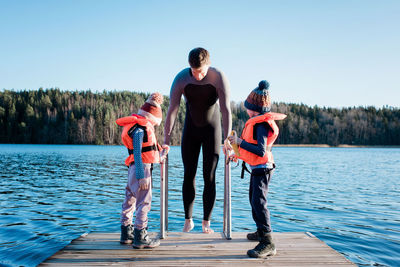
[0,144,399,266]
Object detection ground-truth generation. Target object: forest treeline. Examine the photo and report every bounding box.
[1,89,399,146]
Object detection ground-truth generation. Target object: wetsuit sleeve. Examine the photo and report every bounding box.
[216,71,232,139]
[239,124,269,157]
[131,128,145,179]
[163,74,184,145]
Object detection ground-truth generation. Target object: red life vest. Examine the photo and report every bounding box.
[116,114,161,166]
[237,112,286,166]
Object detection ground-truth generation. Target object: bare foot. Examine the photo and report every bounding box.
[202,220,214,234]
[183,218,194,232]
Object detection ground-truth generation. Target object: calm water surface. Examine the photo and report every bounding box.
[0,145,399,266]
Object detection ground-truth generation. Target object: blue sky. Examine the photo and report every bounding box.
[1,0,399,108]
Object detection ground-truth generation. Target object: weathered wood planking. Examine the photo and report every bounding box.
[40,232,355,266]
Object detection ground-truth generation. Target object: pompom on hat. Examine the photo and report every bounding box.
[244,80,271,114]
[138,92,164,125]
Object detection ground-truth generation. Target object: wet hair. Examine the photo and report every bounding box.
[188,47,210,68]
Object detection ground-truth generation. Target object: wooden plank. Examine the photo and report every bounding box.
[40,232,356,266]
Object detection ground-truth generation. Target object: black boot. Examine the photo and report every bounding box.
[247,231,276,258]
[247,231,259,241]
[133,228,160,249]
[120,224,134,244]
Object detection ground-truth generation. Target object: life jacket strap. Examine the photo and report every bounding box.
[241,161,251,179]
[128,144,158,155]
[240,161,276,178]
[142,144,158,152]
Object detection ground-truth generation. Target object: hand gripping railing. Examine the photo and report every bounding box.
[159,154,232,240]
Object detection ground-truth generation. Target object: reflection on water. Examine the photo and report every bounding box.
[0,145,399,266]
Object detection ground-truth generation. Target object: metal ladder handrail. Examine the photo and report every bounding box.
[160,154,232,240]
[223,154,232,240]
[160,156,168,239]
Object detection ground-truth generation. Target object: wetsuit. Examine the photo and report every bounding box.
[164,67,231,221]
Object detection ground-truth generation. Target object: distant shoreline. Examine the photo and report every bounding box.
[1,143,399,148]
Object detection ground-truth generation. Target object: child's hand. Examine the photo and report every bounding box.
[225,149,238,164]
[229,152,238,163]
[139,177,150,190]
[160,144,170,162]
[227,130,241,157]
[228,134,242,145]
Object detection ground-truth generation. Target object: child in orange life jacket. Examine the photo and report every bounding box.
[116,92,170,249]
[227,80,286,258]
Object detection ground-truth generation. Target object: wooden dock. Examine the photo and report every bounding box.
[40,232,355,266]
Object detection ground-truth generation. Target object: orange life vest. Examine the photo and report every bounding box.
[237,112,286,166]
[116,114,161,166]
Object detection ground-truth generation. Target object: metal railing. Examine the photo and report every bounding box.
[160,156,168,239]
[159,154,232,240]
[223,154,232,240]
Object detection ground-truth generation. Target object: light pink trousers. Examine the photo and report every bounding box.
[120,163,152,229]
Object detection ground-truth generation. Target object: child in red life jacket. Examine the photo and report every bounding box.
[116,92,169,249]
[227,80,286,258]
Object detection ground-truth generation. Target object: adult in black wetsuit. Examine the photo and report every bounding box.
[163,48,232,233]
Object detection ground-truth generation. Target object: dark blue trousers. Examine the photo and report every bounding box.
[249,168,273,233]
